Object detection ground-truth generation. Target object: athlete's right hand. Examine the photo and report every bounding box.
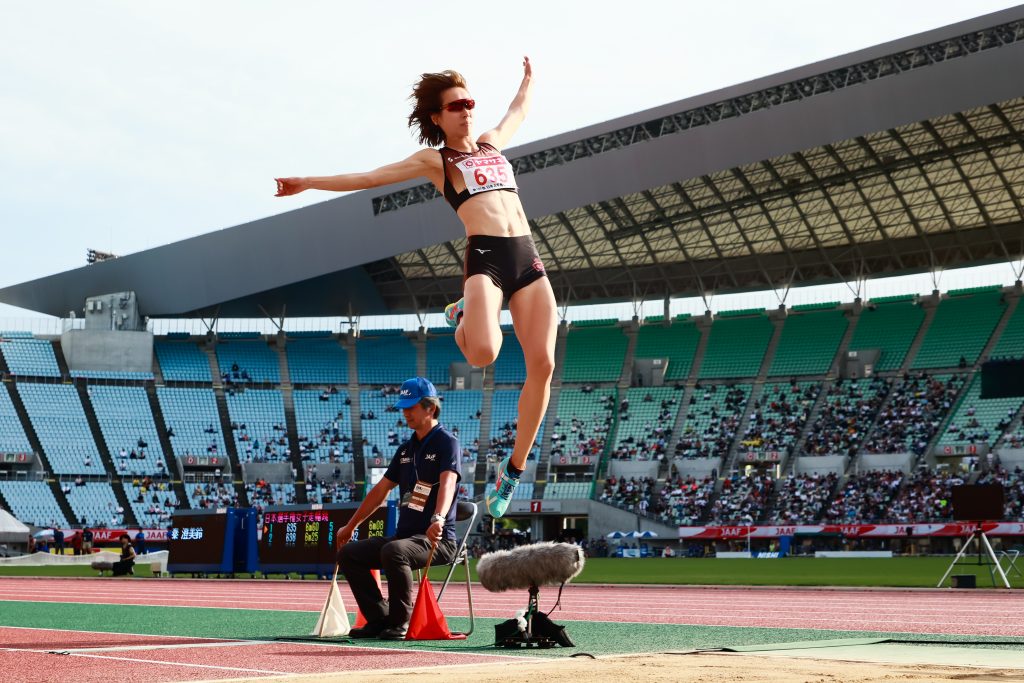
[335,525,355,549]
[274,177,308,197]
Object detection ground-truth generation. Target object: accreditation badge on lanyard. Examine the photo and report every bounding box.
[401,428,441,512]
[456,154,517,196]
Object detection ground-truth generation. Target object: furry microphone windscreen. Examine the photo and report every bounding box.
[476,542,585,592]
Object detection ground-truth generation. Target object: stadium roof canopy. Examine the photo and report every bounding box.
[4,7,1024,320]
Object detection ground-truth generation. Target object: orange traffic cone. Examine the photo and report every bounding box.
[354,569,382,628]
[405,544,466,640]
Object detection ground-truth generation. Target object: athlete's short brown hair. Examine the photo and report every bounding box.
[408,70,468,147]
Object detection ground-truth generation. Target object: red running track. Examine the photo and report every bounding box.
[1,577,1023,636]
[0,626,521,682]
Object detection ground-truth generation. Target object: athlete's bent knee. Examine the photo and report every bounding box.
[465,345,500,368]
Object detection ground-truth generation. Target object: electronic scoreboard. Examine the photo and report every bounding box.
[167,508,258,574]
[259,502,397,575]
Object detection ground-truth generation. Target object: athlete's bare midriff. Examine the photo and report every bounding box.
[456,191,530,237]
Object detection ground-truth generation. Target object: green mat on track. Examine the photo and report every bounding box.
[1,601,1022,658]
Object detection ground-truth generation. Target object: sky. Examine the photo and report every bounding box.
[2,1,1022,331]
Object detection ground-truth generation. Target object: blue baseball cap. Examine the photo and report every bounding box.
[394,377,439,409]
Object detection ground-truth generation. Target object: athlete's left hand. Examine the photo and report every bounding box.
[522,55,531,80]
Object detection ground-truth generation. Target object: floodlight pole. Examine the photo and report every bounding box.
[936,522,1010,588]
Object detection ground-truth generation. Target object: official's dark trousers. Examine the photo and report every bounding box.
[338,535,456,629]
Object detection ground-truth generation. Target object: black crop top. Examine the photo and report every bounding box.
[439,142,519,211]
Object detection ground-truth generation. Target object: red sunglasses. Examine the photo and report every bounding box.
[440,98,475,113]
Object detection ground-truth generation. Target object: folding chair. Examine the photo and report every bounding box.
[418,500,477,635]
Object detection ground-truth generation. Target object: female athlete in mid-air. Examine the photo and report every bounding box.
[275,57,555,518]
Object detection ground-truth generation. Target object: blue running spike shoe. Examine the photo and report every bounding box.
[486,456,519,518]
[444,298,465,328]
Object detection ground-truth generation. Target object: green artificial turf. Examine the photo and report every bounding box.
[2,556,1021,588]
[0,601,1019,658]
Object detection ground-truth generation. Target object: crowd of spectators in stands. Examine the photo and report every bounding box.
[245,478,297,514]
[884,466,963,522]
[131,475,178,526]
[190,481,238,509]
[233,417,289,464]
[304,465,357,503]
[488,417,539,464]
[978,464,1024,521]
[863,373,965,456]
[609,393,677,461]
[767,472,838,524]
[742,382,820,456]
[945,404,1017,445]
[822,469,904,523]
[707,471,773,525]
[803,378,891,457]
[298,413,353,463]
[654,475,715,526]
[674,384,747,459]
[550,395,614,460]
[599,476,658,516]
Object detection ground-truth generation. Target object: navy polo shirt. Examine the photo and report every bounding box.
[383,424,461,541]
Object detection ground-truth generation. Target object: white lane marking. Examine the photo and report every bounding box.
[23,651,290,676]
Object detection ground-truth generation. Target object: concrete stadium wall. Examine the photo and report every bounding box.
[670,457,721,479]
[607,460,659,479]
[587,500,677,542]
[60,329,153,373]
[794,455,848,476]
[857,452,913,474]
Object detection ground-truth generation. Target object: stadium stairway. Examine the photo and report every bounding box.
[203,342,221,385]
[687,315,712,382]
[4,380,45,462]
[724,383,765,472]
[662,384,697,480]
[830,306,862,376]
[473,388,495,489]
[533,322,570,496]
[0,348,9,375]
[151,350,164,384]
[274,336,291,386]
[788,379,834,467]
[755,312,785,382]
[50,339,71,379]
[415,332,426,378]
[75,381,137,522]
[977,290,1020,366]
[618,321,638,386]
[898,293,938,372]
[279,385,307,503]
[143,385,178,476]
[345,338,366,489]
[211,388,242,470]
[74,382,117,474]
[46,479,79,526]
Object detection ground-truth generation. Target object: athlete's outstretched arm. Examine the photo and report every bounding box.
[479,56,533,151]
[275,148,438,196]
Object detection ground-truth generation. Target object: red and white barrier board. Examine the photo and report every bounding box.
[678,522,1024,539]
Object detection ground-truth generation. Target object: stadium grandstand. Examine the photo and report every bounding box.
[2,7,1024,560]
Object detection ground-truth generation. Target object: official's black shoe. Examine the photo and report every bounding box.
[348,621,386,639]
[378,626,408,640]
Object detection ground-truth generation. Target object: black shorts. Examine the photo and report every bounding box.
[463,235,547,301]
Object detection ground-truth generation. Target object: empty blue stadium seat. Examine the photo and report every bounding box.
[0,481,69,527]
[0,339,61,377]
[17,383,102,475]
[89,385,167,476]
